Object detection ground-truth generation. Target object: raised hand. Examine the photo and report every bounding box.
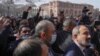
[0,16,5,30]
[0,16,11,30]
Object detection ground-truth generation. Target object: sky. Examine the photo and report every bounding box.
[0,0,100,9]
[34,0,100,9]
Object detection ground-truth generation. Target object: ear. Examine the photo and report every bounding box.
[72,34,77,40]
[40,32,46,40]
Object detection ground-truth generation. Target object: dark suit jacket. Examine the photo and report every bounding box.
[64,42,84,56]
[91,30,100,54]
[52,30,72,54]
[0,26,15,56]
[64,42,96,56]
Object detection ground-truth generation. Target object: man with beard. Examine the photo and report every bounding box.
[33,20,56,56]
[8,25,31,56]
[64,25,96,56]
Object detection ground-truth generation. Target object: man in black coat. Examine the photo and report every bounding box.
[0,16,15,56]
[52,19,75,55]
[64,25,96,56]
[91,21,100,55]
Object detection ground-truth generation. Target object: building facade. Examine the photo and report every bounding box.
[93,8,100,19]
[16,3,38,18]
[40,1,94,17]
[0,3,38,17]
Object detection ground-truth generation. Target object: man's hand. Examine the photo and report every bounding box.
[0,16,5,30]
[0,16,11,30]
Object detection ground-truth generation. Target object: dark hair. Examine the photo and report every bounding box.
[18,25,30,34]
[20,19,29,26]
[13,39,43,56]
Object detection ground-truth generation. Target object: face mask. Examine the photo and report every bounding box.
[21,35,30,40]
[50,34,57,44]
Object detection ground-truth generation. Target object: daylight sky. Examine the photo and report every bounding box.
[1,0,100,9]
[35,0,99,9]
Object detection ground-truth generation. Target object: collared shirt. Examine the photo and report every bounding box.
[74,40,85,56]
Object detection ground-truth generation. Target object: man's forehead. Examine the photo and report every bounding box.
[79,26,89,32]
[22,27,30,30]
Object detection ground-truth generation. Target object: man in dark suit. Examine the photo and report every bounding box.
[0,16,15,56]
[91,21,100,54]
[33,20,57,56]
[52,19,75,55]
[64,25,96,56]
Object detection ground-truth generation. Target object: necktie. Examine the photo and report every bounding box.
[83,48,97,56]
[83,49,87,56]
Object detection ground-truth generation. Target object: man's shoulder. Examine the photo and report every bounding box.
[64,50,77,56]
[64,47,84,56]
[65,42,78,51]
[64,42,84,56]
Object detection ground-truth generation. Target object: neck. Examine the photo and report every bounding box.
[44,40,51,47]
[74,40,86,51]
[40,38,51,47]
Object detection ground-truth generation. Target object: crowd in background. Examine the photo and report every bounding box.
[0,6,100,56]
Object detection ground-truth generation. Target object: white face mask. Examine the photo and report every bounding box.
[50,34,57,44]
[21,35,30,40]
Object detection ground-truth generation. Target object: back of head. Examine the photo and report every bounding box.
[63,19,76,31]
[63,19,75,27]
[13,39,43,56]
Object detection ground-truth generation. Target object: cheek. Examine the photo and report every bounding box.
[77,35,85,42]
[47,32,52,39]
[45,34,51,42]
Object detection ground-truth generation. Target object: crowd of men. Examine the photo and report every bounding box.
[0,6,100,56]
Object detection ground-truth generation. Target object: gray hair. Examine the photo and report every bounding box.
[13,39,43,56]
[35,20,54,37]
[72,25,88,36]
[63,19,70,27]
[72,26,80,36]
[63,19,75,27]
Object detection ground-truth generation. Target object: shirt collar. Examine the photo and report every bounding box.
[74,40,85,52]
